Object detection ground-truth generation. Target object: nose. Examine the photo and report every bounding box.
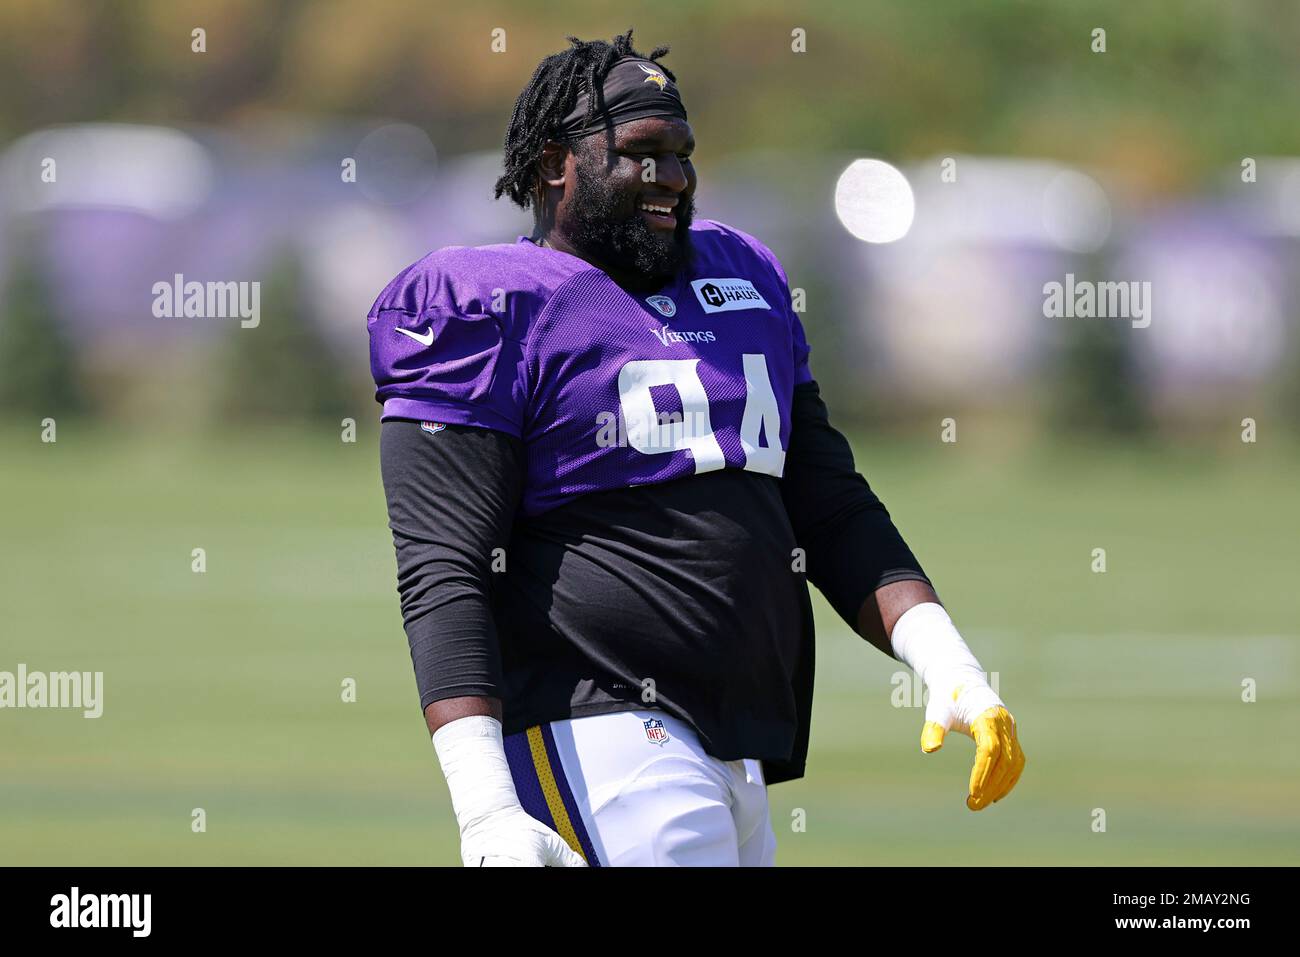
[654,154,689,193]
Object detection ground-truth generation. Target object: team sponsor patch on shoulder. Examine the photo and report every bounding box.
[690,277,772,314]
[643,717,670,746]
[420,421,446,436]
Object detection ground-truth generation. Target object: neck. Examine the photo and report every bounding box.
[530,225,665,293]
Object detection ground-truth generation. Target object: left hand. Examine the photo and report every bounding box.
[920,679,1026,811]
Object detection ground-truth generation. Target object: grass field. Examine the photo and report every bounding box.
[1,422,1297,865]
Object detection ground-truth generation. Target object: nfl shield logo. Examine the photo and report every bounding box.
[420,421,446,436]
[643,717,669,746]
[646,294,676,317]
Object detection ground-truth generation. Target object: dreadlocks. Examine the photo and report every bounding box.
[493,29,677,211]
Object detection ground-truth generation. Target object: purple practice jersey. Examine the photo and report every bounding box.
[368,219,813,515]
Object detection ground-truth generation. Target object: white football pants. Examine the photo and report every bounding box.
[502,708,777,866]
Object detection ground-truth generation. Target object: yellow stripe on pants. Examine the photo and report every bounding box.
[526,725,588,862]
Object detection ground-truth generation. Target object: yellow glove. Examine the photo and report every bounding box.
[921,688,1026,811]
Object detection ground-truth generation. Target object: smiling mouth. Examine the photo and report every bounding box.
[637,200,678,228]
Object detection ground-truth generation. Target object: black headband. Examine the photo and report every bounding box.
[553,56,689,141]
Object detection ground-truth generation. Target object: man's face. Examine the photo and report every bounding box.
[558,116,697,286]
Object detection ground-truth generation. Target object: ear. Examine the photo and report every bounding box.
[537,141,570,187]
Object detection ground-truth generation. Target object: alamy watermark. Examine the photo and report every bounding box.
[891,670,999,708]
[152,274,260,328]
[0,664,103,718]
[50,887,150,937]
[1043,273,1151,328]
[595,409,713,450]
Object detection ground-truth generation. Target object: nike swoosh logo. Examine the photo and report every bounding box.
[395,325,435,346]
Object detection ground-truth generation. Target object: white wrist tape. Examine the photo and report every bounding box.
[431,715,521,834]
[890,602,1002,727]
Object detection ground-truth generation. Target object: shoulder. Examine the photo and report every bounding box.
[368,241,586,434]
[368,240,592,335]
[687,218,793,288]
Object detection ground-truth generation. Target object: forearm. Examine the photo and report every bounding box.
[863,583,998,714]
[782,381,931,630]
[856,579,941,655]
[424,695,502,736]
[779,384,995,697]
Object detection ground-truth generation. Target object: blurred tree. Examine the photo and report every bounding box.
[0,246,86,419]
[1278,262,1300,438]
[212,247,351,424]
[1045,260,1152,438]
[1049,322,1151,437]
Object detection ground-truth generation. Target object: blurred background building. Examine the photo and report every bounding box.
[1,0,1298,438]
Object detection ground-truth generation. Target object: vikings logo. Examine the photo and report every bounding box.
[637,62,669,91]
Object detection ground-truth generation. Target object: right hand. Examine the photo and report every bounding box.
[460,806,588,867]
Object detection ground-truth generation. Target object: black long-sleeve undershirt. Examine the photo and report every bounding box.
[379,380,930,719]
[379,420,523,709]
[780,379,931,627]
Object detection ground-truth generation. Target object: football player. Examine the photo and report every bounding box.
[370,30,1025,866]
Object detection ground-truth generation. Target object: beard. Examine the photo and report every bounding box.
[565,157,696,285]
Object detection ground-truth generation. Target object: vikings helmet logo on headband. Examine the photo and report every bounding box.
[637,62,669,91]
